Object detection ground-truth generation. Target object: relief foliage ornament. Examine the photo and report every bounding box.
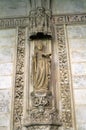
[56,26,72,129]
[13,28,26,130]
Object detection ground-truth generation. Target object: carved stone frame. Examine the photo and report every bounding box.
[0,13,86,130]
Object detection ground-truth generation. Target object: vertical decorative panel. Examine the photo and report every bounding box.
[13,28,26,130]
[56,25,73,129]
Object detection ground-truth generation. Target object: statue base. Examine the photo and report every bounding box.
[25,125,61,130]
[23,91,62,130]
[23,108,62,130]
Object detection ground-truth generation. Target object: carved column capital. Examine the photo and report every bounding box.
[29,7,52,38]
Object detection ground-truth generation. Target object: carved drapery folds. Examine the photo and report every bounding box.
[23,40,62,130]
[13,28,25,130]
[32,43,51,91]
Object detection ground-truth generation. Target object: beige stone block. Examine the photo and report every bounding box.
[0,1,27,18]
[0,126,8,130]
[68,39,86,50]
[77,124,86,130]
[75,106,86,123]
[0,47,14,62]
[0,63,13,75]
[74,89,86,104]
[0,76,12,89]
[0,114,10,126]
[0,90,11,113]
[73,75,86,88]
[70,50,86,62]
[0,29,16,38]
[71,63,86,75]
[67,25,86,38]
[0,37,16,47]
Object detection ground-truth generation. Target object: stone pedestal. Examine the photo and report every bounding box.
[23,91,62,130]
[26,125,61,130]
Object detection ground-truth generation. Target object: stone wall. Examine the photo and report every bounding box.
[0,29,17,130]
[67,25,86,130]
[0,0,86,18]
[0,1,86,130]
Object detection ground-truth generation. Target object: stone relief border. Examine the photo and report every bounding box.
[56,26,72,129]
[0,13,85,130]
[0,17,29,28]
[52,13,86,25]
[13,27,26,130]
[0,13,86,28]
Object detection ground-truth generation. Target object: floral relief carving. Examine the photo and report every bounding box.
[56,26,72,129]
[13,28,26,130]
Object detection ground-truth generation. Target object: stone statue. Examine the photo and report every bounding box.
[32,43,51,91]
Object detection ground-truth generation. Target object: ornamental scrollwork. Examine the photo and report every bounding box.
[56,25,72,129]
[13,28,26,130]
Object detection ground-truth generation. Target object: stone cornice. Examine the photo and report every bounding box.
[52,13,86,25]
[0,13,86,28]
[0,17,29,28]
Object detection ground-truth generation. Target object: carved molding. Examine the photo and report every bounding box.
[56,26,72,129]
[13,28,26,130]
[0,13,86,28]
[0,17,28,28]
[52,13,86,25]
[24,125,61,130]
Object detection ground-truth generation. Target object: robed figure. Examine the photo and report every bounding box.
[32,44,51,91]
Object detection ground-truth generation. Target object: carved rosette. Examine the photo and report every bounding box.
[29,7,52,37]
[13,28,26,130]
[56,26,73,129]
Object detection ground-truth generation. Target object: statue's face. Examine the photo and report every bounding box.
[37,44,43,50]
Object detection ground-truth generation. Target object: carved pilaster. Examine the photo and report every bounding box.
[56,26,73,129]
[13,28,26,130]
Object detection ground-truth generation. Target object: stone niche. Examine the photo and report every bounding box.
[23,39,62,130]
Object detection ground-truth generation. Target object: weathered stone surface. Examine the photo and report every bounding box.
[70,50,86,63]
[0,90,10,113]
[67,25,86,38]
[0,0,29,18]
[0,126,8,130]
[0,48,14,62]
[0,29,16,37]
[73,75,86,88]
[74,89,86,105]
[52,0,86,14]
[0,63,13,75]
[71,63,86,75]
[69,39,86,50]
[0,76,12,89]
[67,25,86,129]
[0,114,10,126]
[77,124,86,130]
[75,106,86,123]
[0,28,16,130]
[0,37,16,47]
